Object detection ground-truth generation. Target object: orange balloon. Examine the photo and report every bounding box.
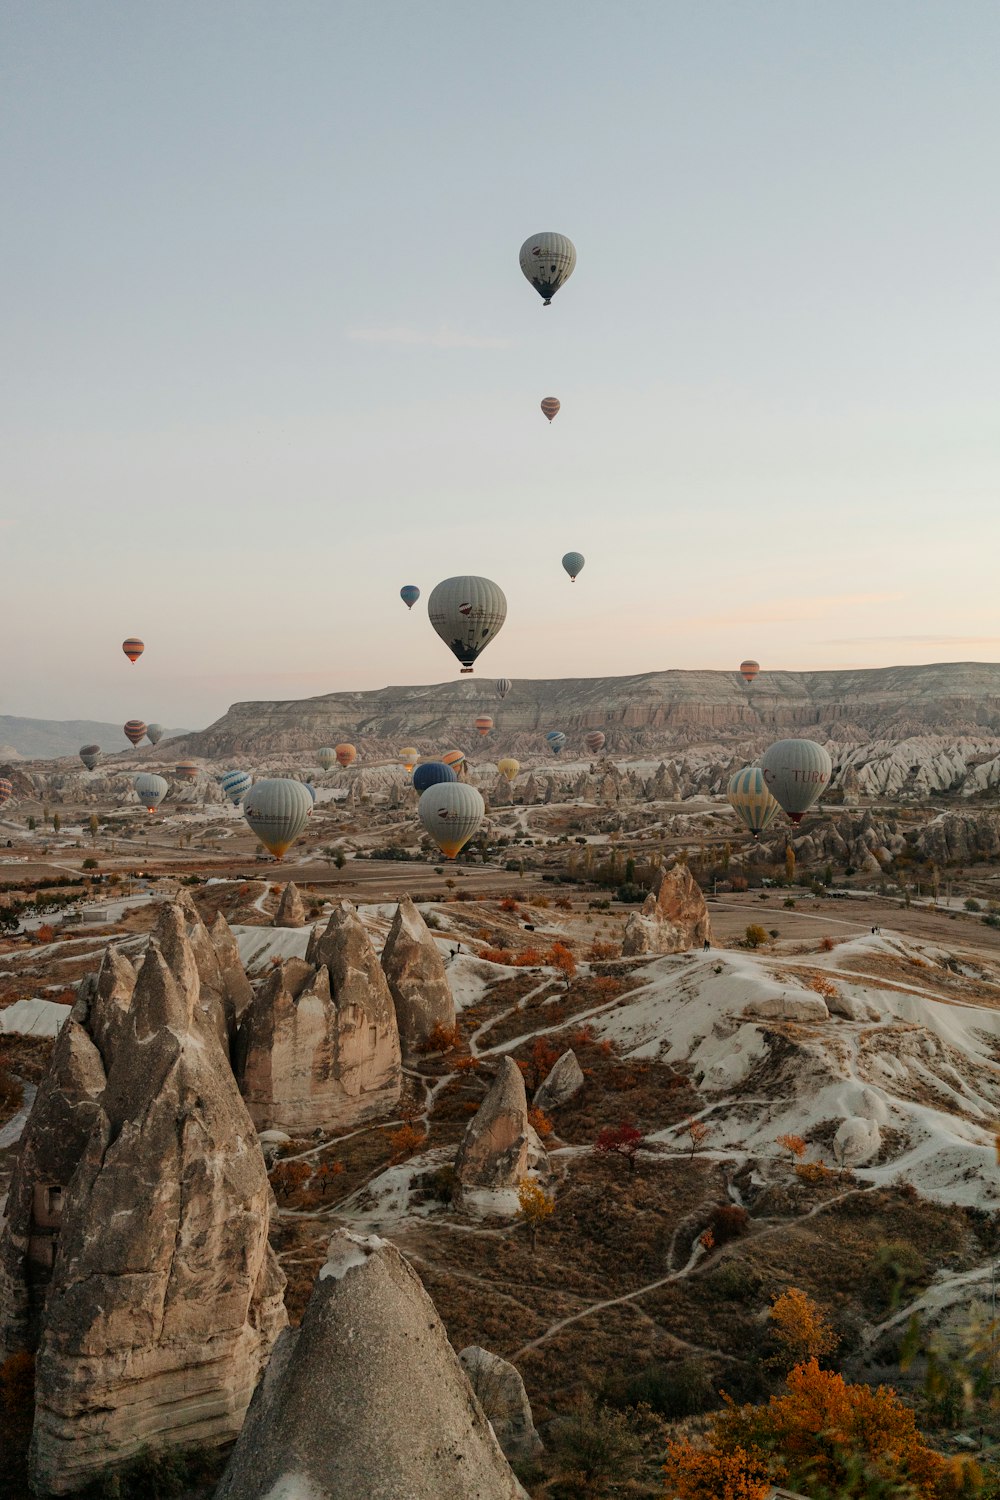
[474,716,494,736]
[122,637,144,663]
[335,743,357,768]
[739,659,760,684]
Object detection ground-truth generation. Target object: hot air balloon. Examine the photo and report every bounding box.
[760,739,833,826]
[540,397,560,423]
[399,747,419,773]
[243,778,313,860]
[739,660,760,685]
[412,761,457,794]
[519,232,577,306]
[175,761,199,782]
[0,779,13,809]
[122,637,144,664]
[317,747,337,771]
[495,678,512,700]
[585,731,606,755]
[218,769,252,806]
[123,720,147,747]
[79,744,101,771]
[561,552,584,582]
[335,744,357,768]
[400,585,420,610]
[546,731,566,755]
[304,782,317,805]
[475,715,494,737]
[497,757,520,784]
[427,576,507,674]
[146,723,164,745]
[727,767,781,839]
[418,783,485,858]
[134,773,168,812]
[441,750,466,775]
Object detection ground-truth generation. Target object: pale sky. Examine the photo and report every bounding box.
[3,1,999,728]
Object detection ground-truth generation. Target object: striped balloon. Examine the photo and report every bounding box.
[218,769,252,806]
[0,779,13,809]
[400,585,420,610]
[739,659,760,684]
[585,731,606,755]
[475,715,494,736]
[122,637,144,663]
[540,396,560,423]
[727,767,780,839]
[442,750,466,774]
[175,761,199,782]
[399,747,419,772]
[495,678,512,700]
[317,747,337,770]
[546,731,567,755]
[79,744,101,771]
[123,720,147,746]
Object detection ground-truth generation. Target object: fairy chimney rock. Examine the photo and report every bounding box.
[380,896,455,1057]
[28,931,287,1495]
[239,901,401,1133]
[459,1346,543,1464]
[274,882,307,929]
[621,863,711,957]
[216,1232,526,1500]
[532,1049,584,1114]
[455,1056,546,1194]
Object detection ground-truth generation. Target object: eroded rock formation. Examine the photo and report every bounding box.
[380,896,454,1057]
[459,1346,543,1464]
[239,901,402,1133]
[27,917,286,1494]
[533,1049,584,1114]
[216,1232,526,1500]
[621,864,712,957]
[455,1056,546,1195]
[273,882,306,928]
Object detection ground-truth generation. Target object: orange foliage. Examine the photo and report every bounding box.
[477,947,517,966]
[499,896,520,913]
[528,1106,553,1138]
[592,975,624,998]
[808,975,838,999]
[587,940,618,961]
[776,1132,807,1161]
[820,935,835,951]
[270,1159,311,1200]
[546,941,577,979]
[795,1160,832,1184]
[699,1229,716,1252]
[770,1288,839,1367]
[514,947,543,967]
[663,1442,770,1500]
[453,1055,480,1073]
[388,1123,426,1162]
[35,925,55,944]
[684,1117,710,1156]
[419,1023,464,1054]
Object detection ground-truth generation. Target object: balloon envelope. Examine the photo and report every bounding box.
[442,750,466,773]
[760,739,832,825]
[175,761,199,782]
[540,397,560,423]
[427,575,507,674]
[418,782,485,858]
[475,715,494,736]
[335,744,357,768]
[497,757,520,784]
[399,747,419,772]
[146,723,164,745]
[134,773,168,812]
[495,678,512,700]
[79,744,101,771]
[218,769,252,806]
[739,660,760,684]
[243,778,313,860]
[546,731,567,754]
[412,761,457,794]
[317,747,337,771]
[123,720,147,746]
[122,637,144,663]
[561,552,584,582]
[400,585,420,610]
[584,731,606,755]
[519,232,577,305]
[0,779,13,809]
[727,767,780,837]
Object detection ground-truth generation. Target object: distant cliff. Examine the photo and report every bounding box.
[175,662,1000,759]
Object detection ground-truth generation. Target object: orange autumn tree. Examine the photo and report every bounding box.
[669,1360,976,1500]
[769,1287,839,1370]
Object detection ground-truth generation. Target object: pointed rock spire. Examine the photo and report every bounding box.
[273,881,307,929]
[455,1056,546,1195]
[380,897,454,1058]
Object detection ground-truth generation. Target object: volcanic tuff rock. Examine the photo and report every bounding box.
[532,1049,584,1114]
[29,923,287,1494]
[380,896,455,1056]
[455,1056,546,1195]
[273,881,307,928]
[217,1231,526,1500]
[459,1346,543,1464]
[621,864,712,957]
[239,901,401,1132]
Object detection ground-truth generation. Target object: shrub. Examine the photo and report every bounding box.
[708,1258,763,1303]
[808,975,838,999]
[82,858,98,870]
[418,1023,463,1054]
[528,1106,553,1138]
[743,924,768,949]
[663,1441,771,1500]
[514,946,543,967]
[499,896,520,913]
[388,1123,426,1162]
[594,1121,646,1172]
[867,1241,926,1311]
[546,941,577,980]
[709,1205,749,1245]
[820,935,835,950]
[769,1287,839,1368]
[964,897,981,912]
[782,897,796,909]
[776,1132,807,1161]
[546,1397,642,1490]
[606,1357,714,1419]
[517,1178,555,1252]
[587,940,617,961]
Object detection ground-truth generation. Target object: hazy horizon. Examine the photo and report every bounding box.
[4,1,999,726]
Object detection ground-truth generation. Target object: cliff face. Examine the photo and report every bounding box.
[175,663,1000,758]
